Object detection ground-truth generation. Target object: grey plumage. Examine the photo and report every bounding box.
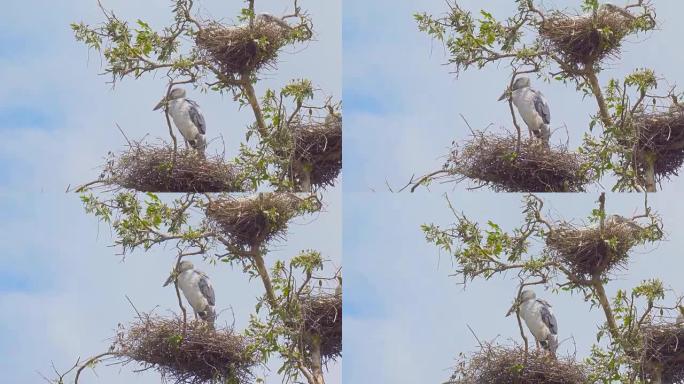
[533,93,551,125]
[187,100,206,135]
[198,272,215,306]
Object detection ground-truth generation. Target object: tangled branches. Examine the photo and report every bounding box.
[446,343,590,384]
[99,142,251,193]
[205,193,321,249]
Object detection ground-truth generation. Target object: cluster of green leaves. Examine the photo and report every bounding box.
[581,68,684,191]
[236,78,338,191]
[422,196,550,283]
[81,191,210,254]
[587,279,669,383]
[245,249,326,381]
[415,3,537,73]
[71,2,198,83]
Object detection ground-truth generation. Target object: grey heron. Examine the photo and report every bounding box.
[164,260,216,326]
[154,88,207,155]
[507,289,558,355]
[499,77,552,148]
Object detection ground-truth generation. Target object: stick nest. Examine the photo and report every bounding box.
[103,143,250,193]
[539,7,641,66]
[196,19,291,75]
[300,293,342,360]
[289,114,342,189]
[205,193,320,248]
[628,107,684,179]
[447,133,591,192]
[113,314,256,384]
[638,322,684,383]
[446,344,589,384]
[546,216,646,278]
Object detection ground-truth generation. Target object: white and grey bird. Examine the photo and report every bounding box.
[153,88,207,155]
[507,289,558,355]
[499,77,552,148]
[164,260,216,326]
[677,306,684,326]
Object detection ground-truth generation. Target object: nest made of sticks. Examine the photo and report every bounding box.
[628,107,684,179]
[546,216,645,278]
[446,344,590,384]
[539,7,640,66]
[205,193,319,248]
[103,143,250,193]
[638,322,684,383]
[300,293,342,360]
[447,134,591,192]
[289,114,342,188]
[195,18,291,75]
[113,314,256,384]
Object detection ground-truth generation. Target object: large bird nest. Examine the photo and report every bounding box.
[196,18,294,75]
[637,322,684,383]
[539,6,644,67]
[627,107,684,180]
[205,193,320,248]
[103,143,250,193]
[446,344,589,384]
[446,133,591,192]
[287,114,342,189]
[113,314,256,384]
[299,292,342,360]
[546,216,646,278]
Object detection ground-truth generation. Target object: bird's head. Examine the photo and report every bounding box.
[498,77,531,101]
[163,260,194,286]
[506,289,536,316]
[153,88,186,111]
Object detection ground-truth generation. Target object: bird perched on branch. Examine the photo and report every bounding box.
[164,260,216,326]
[153,88,207,156]
[499,77,551,148]
[507,289,558,356]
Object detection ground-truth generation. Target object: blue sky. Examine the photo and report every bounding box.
[0,1,340,383]
[343,0,684,382]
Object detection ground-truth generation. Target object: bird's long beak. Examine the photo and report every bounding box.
[506,302,518,317]
[163,272,176,287]
[153,96,167,111]
[498,89,509,101]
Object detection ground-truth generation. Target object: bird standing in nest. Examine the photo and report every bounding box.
[164,260,216,327]
[154,88,207,156]
[499,77,552,149]
[507,289,559,356]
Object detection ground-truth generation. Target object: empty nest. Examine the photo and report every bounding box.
[446,344,589,384]
[103,143,250,193]
[205,193,319,248]
[447,134,591,192]
[300,293,342,360]
[638,322,684,383]
[196,18,292,75]
[539,7,644,66]
[546,216,645,278]
[113,314,255,384]
[628,107,684,180]
[289,114,342,189]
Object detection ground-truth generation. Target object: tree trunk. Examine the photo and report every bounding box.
[643,154,657,192]
[310,336,325,384]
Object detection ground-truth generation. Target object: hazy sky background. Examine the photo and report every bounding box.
[0,1,340,383]
[344,0,684,383]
